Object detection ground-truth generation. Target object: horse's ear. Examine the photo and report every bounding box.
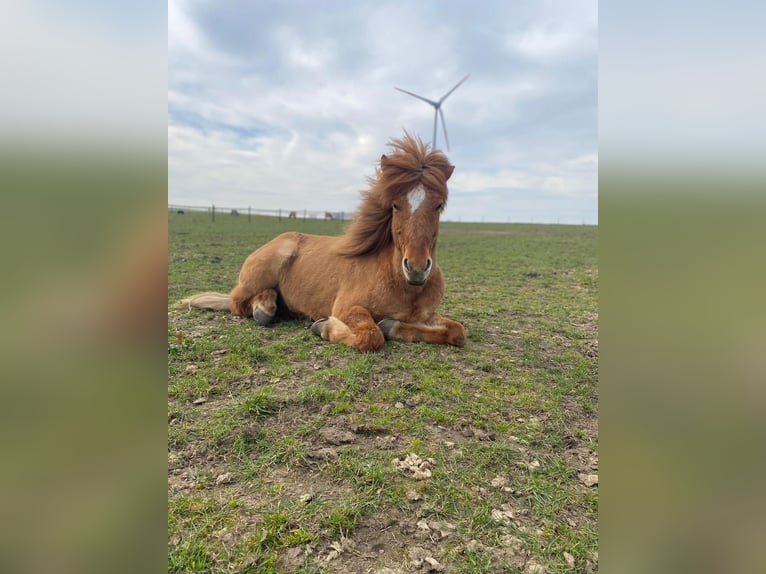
[380,154,389,168]
[445,163,455,181]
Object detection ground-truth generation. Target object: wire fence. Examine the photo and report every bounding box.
[168,204,349,222]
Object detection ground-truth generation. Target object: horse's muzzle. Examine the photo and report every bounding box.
[402,257,432,286]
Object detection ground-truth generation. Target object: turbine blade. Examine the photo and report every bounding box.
[438,73,470,103]
[394,87,438,107]
[433,108,438,149]
[439,108,450,151]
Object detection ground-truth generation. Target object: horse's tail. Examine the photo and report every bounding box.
[175,291,231,311]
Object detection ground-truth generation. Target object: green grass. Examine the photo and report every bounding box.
[168,210,598,573]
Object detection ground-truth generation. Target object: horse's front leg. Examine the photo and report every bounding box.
[377,313,466,347]
[310,305,385,353]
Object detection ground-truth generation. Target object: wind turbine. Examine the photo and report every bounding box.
[395,74,469,151]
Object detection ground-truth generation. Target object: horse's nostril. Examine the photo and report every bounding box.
[403,258,410,271]
[425,258,432,272]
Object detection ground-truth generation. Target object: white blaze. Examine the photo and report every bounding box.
[406,185,426,213]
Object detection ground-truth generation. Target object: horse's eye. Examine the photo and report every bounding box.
[436,203,444,212]
[392,203,400,212]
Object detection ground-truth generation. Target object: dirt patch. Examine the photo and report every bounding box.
[318,426,358,445]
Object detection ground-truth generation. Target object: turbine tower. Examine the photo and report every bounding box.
[395,74,469,151]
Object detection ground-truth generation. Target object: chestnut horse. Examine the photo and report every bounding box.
[176,133,466,352]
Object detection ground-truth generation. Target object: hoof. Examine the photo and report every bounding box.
[377,319,396,339]
[253,308,274,326]
[310,319,327,337]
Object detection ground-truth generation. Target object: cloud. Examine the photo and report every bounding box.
[452,154,597,198]
[168,123,378,212]
[508,27,584,61]
[168,0,598,223]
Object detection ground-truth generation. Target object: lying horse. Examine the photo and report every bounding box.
[177,133,466,352]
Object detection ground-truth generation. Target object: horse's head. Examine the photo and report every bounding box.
[337,133,454,273]
[388,174,454,286]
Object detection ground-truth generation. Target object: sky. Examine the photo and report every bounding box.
[168,0,598,224]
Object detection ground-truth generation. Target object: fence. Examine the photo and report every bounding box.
[168,204,348,222]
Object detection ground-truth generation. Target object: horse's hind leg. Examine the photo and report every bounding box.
[228,234,299,323]
[311,305,385,353]
[229,285,278,325]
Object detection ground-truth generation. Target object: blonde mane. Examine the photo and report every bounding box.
[337,133,452,257]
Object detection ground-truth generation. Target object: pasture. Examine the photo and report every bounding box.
[168,210,598,573]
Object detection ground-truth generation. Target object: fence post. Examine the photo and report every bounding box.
[248,206,251,223]
[303,209,306,221]
[278,208,282,222]
[212,204,215,222]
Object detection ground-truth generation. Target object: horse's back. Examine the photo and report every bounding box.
[249,231,336,264]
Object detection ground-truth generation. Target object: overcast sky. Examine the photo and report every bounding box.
[169,0,597,224]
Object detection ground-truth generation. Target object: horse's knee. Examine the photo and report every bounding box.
[354,327,385,353]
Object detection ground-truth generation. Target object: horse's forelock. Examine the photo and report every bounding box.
[379,134,450,203]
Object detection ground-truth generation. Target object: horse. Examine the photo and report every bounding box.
[288,211,297,219]
[324,211,334,220]
[231,209,240,216]
[176,133,466,353]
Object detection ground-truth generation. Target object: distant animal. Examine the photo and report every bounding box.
[176,132,465,352]
[176,210,185,215]
[231,209,239,216]
[324,211,334,220]
[288,211,297,219]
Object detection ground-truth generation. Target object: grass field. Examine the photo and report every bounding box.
[168,210,598,573]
